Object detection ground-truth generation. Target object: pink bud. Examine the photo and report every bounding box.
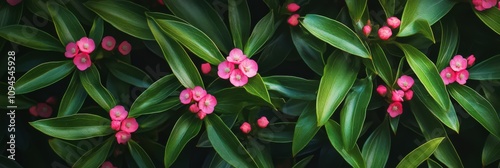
[467,55,475,67]
[101,161,117,168]
[111,120,122,131]
[404,90,413,101]
[288,14,300,26]
[287,3,300,12]
[376,85,387,96]
[121,118,139,133]
[157,0,164,5]
[240,122,251,134]
[378,26,392,40]
[29,105,38,117]
[391,90,405,102]
[189,103,199,113]
[257,116,269,128]
[387,17,401,29]
[37,103,53,118]
[197,112,207,120]
[387,101,403,118]
[118,41,131,55]
[362,25,372,37]
[115,131,131,144]
[201,63,211,74]
[45,96,57,105]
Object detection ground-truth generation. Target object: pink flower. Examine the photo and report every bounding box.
[198,94,217,114]
[287,3,300,12]
[73,53,92,71]
[227,48,247,64]
[387,101,403,118]
[109,105,128,121]
[467,55,476,67]
[197,112,207,120]
[217,61,235,79]
[115,131,131,144]
[240,122,251,134]
[121,118,139,133]
[76,37,95,54]
[6,0,22,6]
[179,88,193,105]
[387,17,401,29]
[111,120,121,131]
[456,70,469,85]
[288,14,300,26]
[201,63,211,74]
[29,106,38,117]
[45,96,57,105]
[229,69,248,87]
[257,116,269,128]
[440,67,456,85]
[191,86,207,101]
[101,161,117,168]
[376,85,387,96]
[391,90,405,102]
[101,36,116,51]
[472,0,497,11]
[378,26,392,40]
[239,59,258,78]
[118,41,131,55]
[449,55,467,72]
[397,75,414,91]
[404,90,414,101]
[64,42,79,58]
[363,25,371,37]
[37,103,53,118]
[189,103,200,113]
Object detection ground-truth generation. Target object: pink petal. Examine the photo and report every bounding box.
[29,105,38,117]
[37,103,53,118]
[227,48,247,64]
[101,36,116,51]
[456,70,469,85]
[240,122,251,134]
[229,69,248,87]
[440,67,456,85]
[198,94,217,114]
[287,3,300,12]
[197,112,207,120]
[120,118,139,133]
[257,116,269,128]
[288,14,300,26]
[363,25,372,37]
[65,42,79,58]
[449,55,467,72]
[73,53,92,71]
[115,131,131,144]
[404,90,414,101]
[101,161,117,168]
[111,120,122,131]
[118,41,131,55]
[191,86,207,101]
[387,101,403,118]
[179,88,193,104]
[397,75,414,91]
[109,105,128,121]
[217,61,234,79]
[391,90,405,102]
[467,55,475,67]
[239,59,258,78]
[189,103,199,113]
[387,17,401,29]
[76,37,95,54]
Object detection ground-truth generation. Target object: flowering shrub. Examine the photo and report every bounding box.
[1,0,500,167]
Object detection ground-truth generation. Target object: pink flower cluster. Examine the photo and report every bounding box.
[240,116,269,134]
[363,16,400,40]
[28,97,56,118]
[65,37,95,71]
[109,105,139,144]
[218,48,258,87]
[180,86,217,120]
[286,2,301,26]
[101,36,132,55]
[472,0,500,11]
[377,75,414,118]
[100,161,117,168]
[440,55,475,85]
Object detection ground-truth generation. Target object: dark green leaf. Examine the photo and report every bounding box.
[413,82,459,132]
[0,1,22,27]
[0,155,22,168]
[362,118,391,168]
[244,11,275,58]
[243,73,274,107]
[164,113,202,167]
[0,93,36,110]
[293,102,320,156]
[247,139,274,168]
[474,7,500,35]
[378,0,395,17]
[228,0,251,49]
[129,74,180,117]
[257,122,295,143]
[398,0,455,37]
[107,60,153,88]
[89,17,104,46]
[469,54,500,80]
[482,134,500,166]
[30,114,114,140]
[258,31,293,72]
[263,76,319,100]
[396,137,445,168]
[73,136,114,168]
[49,138,87,165]
[0,25,64,52]
[370,44,393,85]
[79,64,117,111]
[282,99,312,117]
[136,112,174,133]
[128,140,155,168]
[47,2,86,45]
[213,87,269,114]
[292,155,314,168]
[436,17,458,70]
[291,27,326,75]
[58,72,87,117]
[325,120,365,168]
[15,60,74,94]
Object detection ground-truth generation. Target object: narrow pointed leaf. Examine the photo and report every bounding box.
[436,17,458,70]
[244,11,275,58]
[378,0,395,17]
[106,60,154,88]
[362,119,391,168]
[291,27,326,75]
[73,136,114,168]
[258,31,293,72]
[0,25,64,52]
[396,137,445,168]
[129,74,181,117]
[228,0,251,49]
[128,140,155,168]
[213,87,269,114]
[79,65,117,111]
[257,122,295,143]
[474,7,500,35]
[164,113,202,167]
[293,155,314,168]
[49,138,87,165]
[58,72,87,117]
[411,19,435,43]
[398,0,455,37]
[482,134,500,166]
[346,0,367,22]
[15,60,74,94]
[371,44,393,85]
[293,101,320,156]
[89,17,104,46]
[325,120,365,168]
[29,114,113,140]
[47,2,86,45]
[469,55,500,80]
[263,76,319,100]
[413,82,459,132]
[243,73,274,107]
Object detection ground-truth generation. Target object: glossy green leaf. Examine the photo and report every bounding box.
[243,73,274,107]
[107,60,154,88]
[362,118,391,168]
[205,114,258,168]
[65,0,96,25]
[30,114,113,140]
[396,137,445,168]
[79,65,117,111]
[139,138,165,167]
[128,140,155,168]
[293,101,320,156]
[436,17,458,70]
[0,25,64,52]
[0,1,22,27]
[390,116,400,134]
[341,78,373,150]
[371,44,393,85]
[207,152,232,168]
[378,0,395,17]
[247,139,274,168]
[257,122,295,143]
[244,11,275,58]
[213,87,269,114]
[85,0,153,40]
[398,0,455,37]
[0,156,22,168]
[346,0,367,22]
[58,72,87,117]
[47,2,86,45]
[165,0,232,53]
[474,7,500,35]
[228,0,251,49]
[469,54,500,80]
[317,51,359,126]
[164,113,202,167]
[428,159,444,168]
[291,27,326,75]
[89,17,104,46]
[449,84,500,138]
[105,73,130,105]
[49,138,87,165]
[482,134,500,166]
[399,44,450,112]
[282,99,312,117]
[137,112,174,133]
[15,60,74,94]
[325,120,365,168]
[73,136,114,168]
[147,18,204,88]
[292,155,314,168]
[258,31,293,72]
[263,76,319,100]
[301,14,370,58]
[413,82,459,132]
[129,74,181,117]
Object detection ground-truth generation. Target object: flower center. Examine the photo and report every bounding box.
[234,55,240,61]
[115,112,121,117]
[126,122,131,128]
[392,106,398,111]
[224,67,230,73]
[122,45,128,51]
[83,43,89,49]
[446,73,451,78]
[42,107,47,112]
[195,92,200,97]
[81,57,87,63]
[459,74,465,79]
[184,93,190,99]
[244,66,250,72]
[71,48,76,53]
[236,74,241,80]
[455,62,461,68]
[403,81,408,87]
[204,100,210,106]
[107,41,112,47]
[121,135,127,140]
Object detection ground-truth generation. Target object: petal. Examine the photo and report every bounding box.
[229,69,248,87]
[239,59,258,78]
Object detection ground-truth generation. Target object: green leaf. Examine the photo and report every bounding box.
[205,115,258,168]
[257,122,295,143]
[396,137,445,168]
[84,0,153,40]
[152,19,225,65]
[0,93,36,110]
[73,136,114,168]
[0,155,22,168]
[411,19,435,43]
[282,99,312,117]
[317,51,359,126]
[89,17,104,46]
[128,140,155,168]
[129,74,181,117]
[346,0,367,22]
[263,76,319,100]
[436,17,458,70]
[292,155,314,168]
[263,0,279,11]
[449,84,500,138]
[469,54,500,80]
[244,11,275,58]
[291,27,326,75]
[247,139,274,168]
[340,78,373,150]
[15,60,74,94]
[164,113,202,167]
[474,7,500,35]
[164,0,232,53]
[49,138,87,165]
[0,25,64,52]
[228,0,251,49]
[325,120,366,168]
[0,1,22,27]
[398,44,450,112]
[106,60,154,88]
[292,102,320,156]
[243,73,274,107]
[147,18,204,88]
[362,118,391,168]
[258,31,293,72]
[79,64,117,111]
[378,0,395,17]
[370,44,393,85]
[47,2,86,45]
[137,112,174,133]
[30,114,114,140]
[398,0,455,37]
[213,87,270,114]
[427,159,444,168]
[58,72,87,117]
[301,14,370,58]
[482,134,500,166]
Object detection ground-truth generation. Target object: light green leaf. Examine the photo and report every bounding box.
[47,2,86,45]
[129,74,180,117]
[79,64,117,111]
[474,7,500,35]
[73,136,114,168]
[411,19,436,43]
[398,0,455,37]
[396,137,445,168]
[244,11,275,58]
[243,73,274,107]
[58,72,87,117]
[263,75,319,101]
[30,114,114,140]
[362,118,391,168]
[290,27,326,75]
[469,54,500,80]
[325,120,365,168]
[0,25,64,52]
[106,60,154,88]
[129,140,155,168]
[15,60,74,94]
[482,134,500,166]
[293,102,320,156]
[370,44,393,85]
[346,0,367,22]
[164,113,202,167]
[228,0,251,49]
[436,17,458,70]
